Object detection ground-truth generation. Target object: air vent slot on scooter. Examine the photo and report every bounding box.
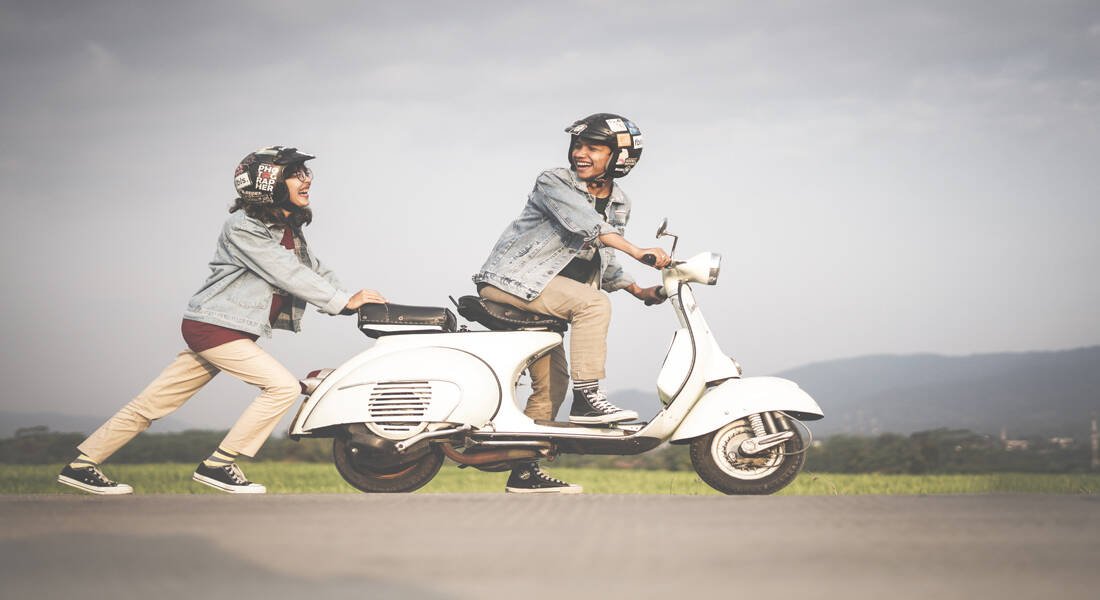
[367,381,433,434]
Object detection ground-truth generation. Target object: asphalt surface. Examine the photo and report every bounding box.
[1,494,1098,599]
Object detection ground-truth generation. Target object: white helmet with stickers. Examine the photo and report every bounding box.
[233,146,315,204]
[564,113,643,179]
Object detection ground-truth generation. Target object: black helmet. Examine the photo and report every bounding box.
[233,145,315,204]
[564,113,643,179]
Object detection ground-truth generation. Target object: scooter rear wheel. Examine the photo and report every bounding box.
[689,418,805,495]
[332,436,444,493]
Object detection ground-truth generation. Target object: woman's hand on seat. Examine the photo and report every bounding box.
[345,289,387,311]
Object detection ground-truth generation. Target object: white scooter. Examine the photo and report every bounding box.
[288,220,824,495]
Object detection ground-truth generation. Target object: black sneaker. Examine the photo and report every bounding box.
[57,465,133,495]
[505,463,582,494]
[193,462,266,494]
[568,387,639,425]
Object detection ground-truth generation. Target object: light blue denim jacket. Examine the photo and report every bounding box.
[474,168,636,300]
[183,211,352,337]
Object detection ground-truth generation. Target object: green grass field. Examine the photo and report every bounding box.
[4,463,1099,495]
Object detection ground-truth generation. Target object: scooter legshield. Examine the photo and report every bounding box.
[669,376,823,443]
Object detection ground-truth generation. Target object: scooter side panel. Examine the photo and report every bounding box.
[669,376,824,442]
[300,347,500,432]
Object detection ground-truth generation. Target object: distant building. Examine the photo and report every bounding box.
[1000,427,1030,451]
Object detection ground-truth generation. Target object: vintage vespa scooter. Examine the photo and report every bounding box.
[288,220,824,495]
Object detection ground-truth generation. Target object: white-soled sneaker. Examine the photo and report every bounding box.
[58,465,133,495]
[568,388,639,425]
[505,463,582,494]
[193,462,266,494]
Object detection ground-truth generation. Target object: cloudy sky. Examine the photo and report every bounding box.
[1,1,1098,428]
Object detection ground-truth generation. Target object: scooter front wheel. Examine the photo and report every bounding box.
[332,436,444,493]
[689,418,805,495]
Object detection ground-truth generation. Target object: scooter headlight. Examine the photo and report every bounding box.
[677,252,722,285]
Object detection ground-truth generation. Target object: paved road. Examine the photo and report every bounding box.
[1,494,1097,599]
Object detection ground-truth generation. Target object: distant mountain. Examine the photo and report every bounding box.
[0,410,195,438]
[609,346,1100,438]
[9,347,1099,440]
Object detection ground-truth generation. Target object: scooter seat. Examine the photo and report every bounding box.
[455,295,568,333]
[358,303,457,338]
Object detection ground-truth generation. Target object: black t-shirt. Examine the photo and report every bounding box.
[558,197,610,284]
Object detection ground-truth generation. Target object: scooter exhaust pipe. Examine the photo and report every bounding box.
[439,442,542,465]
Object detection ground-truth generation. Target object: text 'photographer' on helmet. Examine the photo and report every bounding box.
[233,145,315,204]
[564,113,643,179]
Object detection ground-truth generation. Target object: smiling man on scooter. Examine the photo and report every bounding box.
[474,113,671,493]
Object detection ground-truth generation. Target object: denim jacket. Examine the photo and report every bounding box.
[474,168,636,300]
[183,211,351,337]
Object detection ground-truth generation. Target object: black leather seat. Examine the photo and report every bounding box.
[358,303,457,338]
[455,295,568,333]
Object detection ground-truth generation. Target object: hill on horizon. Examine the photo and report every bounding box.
[6,347,1099,441]
[608,346,1100,438]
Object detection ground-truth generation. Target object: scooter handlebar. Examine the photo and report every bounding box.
[642,254,683,268]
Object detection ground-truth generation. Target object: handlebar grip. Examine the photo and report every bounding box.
[642,254,657,266]
[644,286,666,306]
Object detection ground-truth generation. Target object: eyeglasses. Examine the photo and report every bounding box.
[283,165,313,182]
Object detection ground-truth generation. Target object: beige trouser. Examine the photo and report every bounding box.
[78,339,301,462]
[479,276,611,421]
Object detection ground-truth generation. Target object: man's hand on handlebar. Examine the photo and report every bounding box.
[634,247,671,269]
[628,284,667,305]
[345,289,387,311]
[596,232,671,269]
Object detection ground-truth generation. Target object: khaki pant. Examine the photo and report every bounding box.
[479,276,611,421]
[79,339,301,462]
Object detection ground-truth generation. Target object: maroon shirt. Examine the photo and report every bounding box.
[181,226,295,352]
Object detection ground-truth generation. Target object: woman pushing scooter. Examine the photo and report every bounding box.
[59,146,386,495]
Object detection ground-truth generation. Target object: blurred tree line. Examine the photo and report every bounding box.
[2,426,1094,473]
[1,428,331,464]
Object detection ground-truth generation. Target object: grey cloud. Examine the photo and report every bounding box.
[1,1,1097,426]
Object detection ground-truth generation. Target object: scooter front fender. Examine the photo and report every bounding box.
[669,376,824,443]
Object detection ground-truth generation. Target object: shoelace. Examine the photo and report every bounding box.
[588,391,625,414]
[531,466,569,486]
[86,466,115,485]
[224,464,248,485]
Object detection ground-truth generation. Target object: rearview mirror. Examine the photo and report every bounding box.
[655,218,678,258]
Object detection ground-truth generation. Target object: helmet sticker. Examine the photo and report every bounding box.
[255,163,281,192]
[626,121,641,135]
[234,172,251,189]
[567,123,589,135]
[632,135,644,149]
[616,133,633,148]
[606,118,627,132]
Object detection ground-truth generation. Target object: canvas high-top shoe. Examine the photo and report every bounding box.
[568,387,638,425]
[505,463,582,494]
